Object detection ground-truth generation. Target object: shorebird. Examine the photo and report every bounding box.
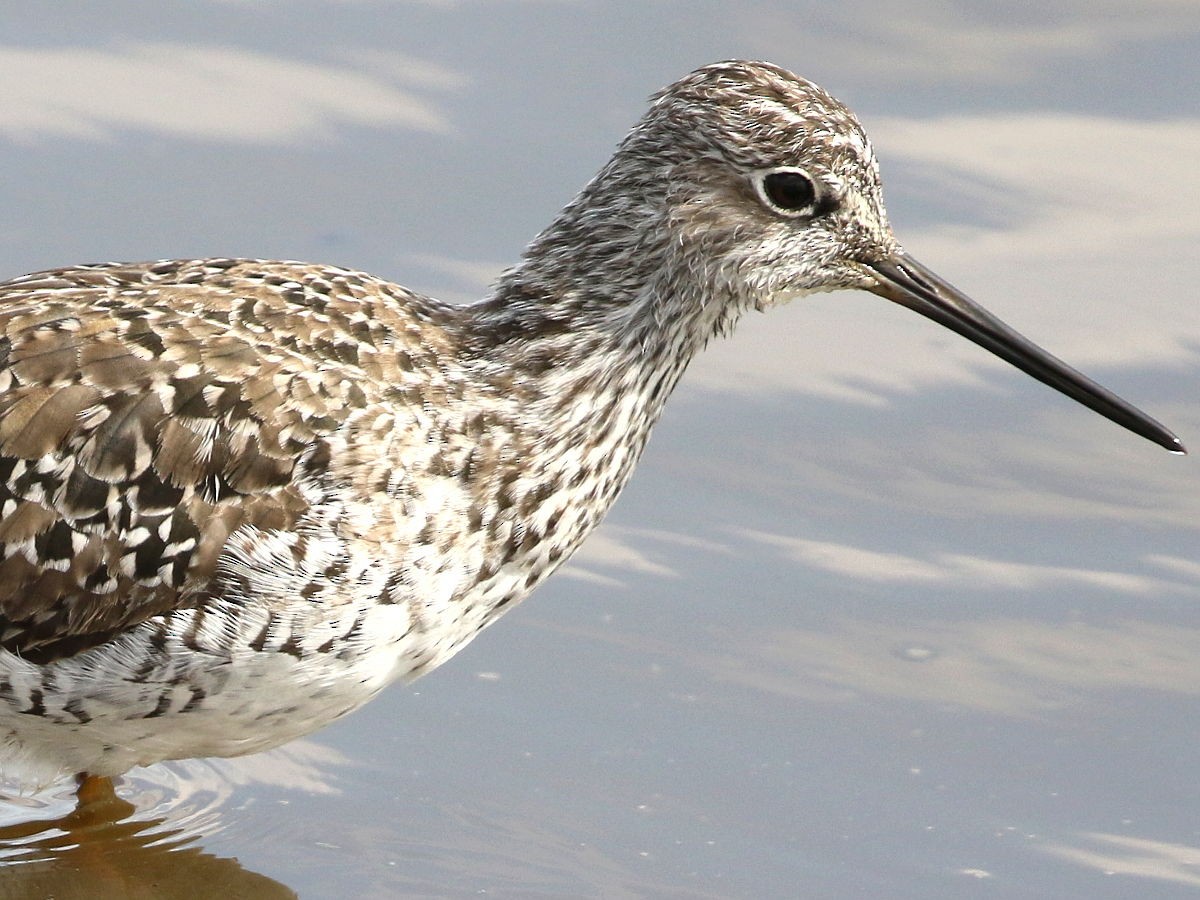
[0,61,1183,795]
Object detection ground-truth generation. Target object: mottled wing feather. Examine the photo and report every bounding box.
[0,259,418,663]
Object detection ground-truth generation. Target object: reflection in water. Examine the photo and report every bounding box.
[0,776,294,900]
[0,43,461,144]
[752,2,1200,83]
[763,413,1200,528]
[0,741,345,898]
[712,619,1200,716]
[741,529,1176,594]
[353,801,727,898]
[0,3,1191,896]
[561,525,729,587]
[537,613,1200,718]
[693,114,1200,404]
[1041,832,1200,889]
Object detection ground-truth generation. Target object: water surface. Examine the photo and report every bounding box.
[0,2,1198,897]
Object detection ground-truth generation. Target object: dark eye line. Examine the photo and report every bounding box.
[812,189,840,217]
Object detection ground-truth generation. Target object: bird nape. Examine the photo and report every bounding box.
[0,59,1183,800]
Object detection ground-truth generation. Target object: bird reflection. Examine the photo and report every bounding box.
[0,776,295,900]
[0,741,346,896]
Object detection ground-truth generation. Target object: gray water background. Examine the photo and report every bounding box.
[0,3,1197,897]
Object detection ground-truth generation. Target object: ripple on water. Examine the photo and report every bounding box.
[0,743,347,898]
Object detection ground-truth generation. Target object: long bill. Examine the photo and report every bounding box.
[864,252,1185,454]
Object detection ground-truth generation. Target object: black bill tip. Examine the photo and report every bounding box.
[864,252,1186,455]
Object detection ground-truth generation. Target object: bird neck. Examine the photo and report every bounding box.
[445,184,746,551]
[462,175,742,427]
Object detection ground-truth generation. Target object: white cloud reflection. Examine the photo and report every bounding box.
[769,423,1199,529]
[656,533,1200,715]
[177,738,347,795]
[741,530,1193,595]
[0,43,461,144]
[750,0,1200,84]
[713,617,1200,716]
[560,526,730,587]
[543,526,1200,717]
[395,109,1200,412]
[1041,832,1200,888]
[538,606,1200,718]
[693,113,1200,405]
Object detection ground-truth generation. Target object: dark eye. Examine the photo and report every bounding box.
[757,169,820,217]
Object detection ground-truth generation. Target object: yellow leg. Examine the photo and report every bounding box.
[74,772,117,807]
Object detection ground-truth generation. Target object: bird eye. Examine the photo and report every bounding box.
[756,168,821,217]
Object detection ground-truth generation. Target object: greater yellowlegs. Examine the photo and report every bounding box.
[0,60,1183,793]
